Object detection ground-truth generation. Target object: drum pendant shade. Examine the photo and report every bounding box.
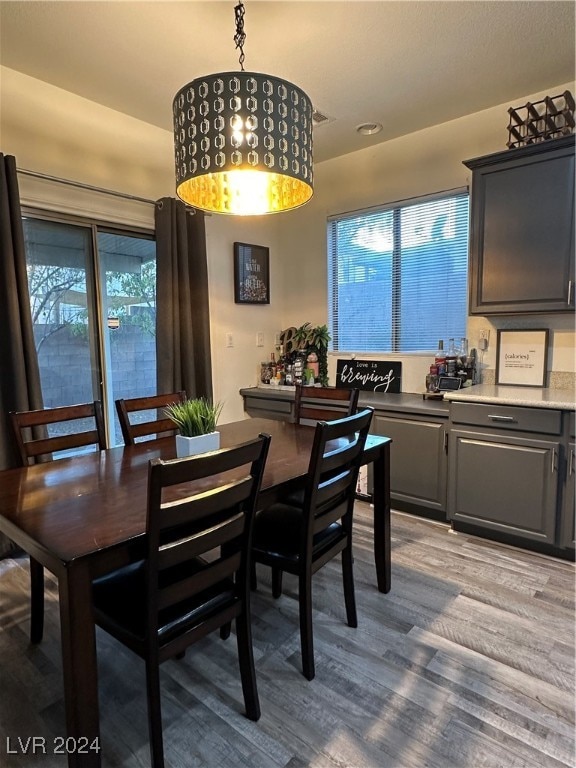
[173,71,314,215]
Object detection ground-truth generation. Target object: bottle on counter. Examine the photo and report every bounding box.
[270,352,277,380]
[426,364,439,393]
[446,338,457,376]
[434,340,447,375]
[458,337,469,367]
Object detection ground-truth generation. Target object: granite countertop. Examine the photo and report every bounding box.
[444,383,575,410]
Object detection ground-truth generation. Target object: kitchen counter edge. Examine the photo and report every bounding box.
[239,387,449,416]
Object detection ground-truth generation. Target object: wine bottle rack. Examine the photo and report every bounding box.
[507,90,574,149]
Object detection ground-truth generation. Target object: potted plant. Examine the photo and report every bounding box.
[294,323,331,386]
[165,397,223,458]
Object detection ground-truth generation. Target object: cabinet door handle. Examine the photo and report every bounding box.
[570,448,575,477]
[568,280,573,306]
[488,415,517,423]
[444,432,448,454]
[551,447,558,473]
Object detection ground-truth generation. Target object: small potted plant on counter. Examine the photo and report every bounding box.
[294,322,331,386]
[165,397,223,457]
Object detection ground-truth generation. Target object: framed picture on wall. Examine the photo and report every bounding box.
[496,329,549,387]
[233,242,270,304]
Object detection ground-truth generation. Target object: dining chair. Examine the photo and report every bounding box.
[8,401,106,644]
[92,433,271,768]
[251,407,373,680]
[293,384,360,425]
[115,391,186,445]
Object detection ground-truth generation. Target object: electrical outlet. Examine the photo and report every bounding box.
[225,332,234,348]
[256,332,264,347]
[479,329,490,341]
[478,328,490,351]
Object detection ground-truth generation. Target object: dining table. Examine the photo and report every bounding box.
[0,416,391,767]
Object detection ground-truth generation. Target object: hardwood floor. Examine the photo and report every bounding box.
[1,504,574,767]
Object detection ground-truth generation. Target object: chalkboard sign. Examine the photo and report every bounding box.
[336,359,402,393]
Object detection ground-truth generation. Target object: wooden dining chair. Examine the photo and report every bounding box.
[92,433,271,768]
[293,384,360,425]
[251,407,373,681]
[8,401,106,643]
[115,391,186,445]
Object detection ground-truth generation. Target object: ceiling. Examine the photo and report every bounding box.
[1,1,574,163]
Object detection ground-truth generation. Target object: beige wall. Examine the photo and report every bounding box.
[1,65,574,420]
[275,80,576,393]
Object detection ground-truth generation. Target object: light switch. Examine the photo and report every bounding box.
[226,332,234,348]
[256,332,264,347]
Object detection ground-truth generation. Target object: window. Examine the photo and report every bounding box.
[328,191,469,353]
[22,214,156,448]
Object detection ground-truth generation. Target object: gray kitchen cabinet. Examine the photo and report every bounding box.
[242,391,293,422]
[464,135,575,315]
[448,402,562,545]
[370,412,448,517]
[559,412,575,550]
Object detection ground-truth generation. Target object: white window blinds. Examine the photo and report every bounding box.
[328,190,469,353]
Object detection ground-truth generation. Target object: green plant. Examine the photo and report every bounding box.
[165,397,223,437]
[293,323,331,386]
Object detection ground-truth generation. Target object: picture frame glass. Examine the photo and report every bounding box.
[233,242,270,304]
[495,329,549,387]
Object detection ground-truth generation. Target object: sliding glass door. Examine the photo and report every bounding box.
[22,214,156,447]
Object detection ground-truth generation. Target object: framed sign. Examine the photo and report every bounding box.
[336,359,402,393]
[233,242,270,304]
[496,329,549,387]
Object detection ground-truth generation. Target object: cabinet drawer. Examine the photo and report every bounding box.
[450,402,562,435]
[244,397,292,415]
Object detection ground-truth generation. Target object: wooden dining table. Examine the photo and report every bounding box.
[0,416,391,767]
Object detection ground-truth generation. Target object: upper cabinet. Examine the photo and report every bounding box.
[464,135,575,314]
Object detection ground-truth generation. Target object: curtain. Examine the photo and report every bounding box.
[0,155,44,555]
[155,198,213,400]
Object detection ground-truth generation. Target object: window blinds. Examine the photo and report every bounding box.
[328,190,469,353]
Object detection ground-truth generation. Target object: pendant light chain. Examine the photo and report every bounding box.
[234,1,246,71]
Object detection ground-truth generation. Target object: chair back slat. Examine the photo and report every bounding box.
[115,391,186,445]
[159,478,254,531]
[158,513,245,569]
[9,401,106,465]
[146,434,271,630]
[294,385,359,425]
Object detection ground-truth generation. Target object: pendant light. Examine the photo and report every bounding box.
[172,1,313,215]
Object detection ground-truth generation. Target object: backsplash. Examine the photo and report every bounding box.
[482,369,575,390]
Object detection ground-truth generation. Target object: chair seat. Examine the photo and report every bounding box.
[252,504,343,559]
[93,559,236,646]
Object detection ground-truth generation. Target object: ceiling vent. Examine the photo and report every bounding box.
[312,109,334,127]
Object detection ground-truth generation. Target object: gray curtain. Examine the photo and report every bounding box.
[155,198,213,400]
[0,154,44,555]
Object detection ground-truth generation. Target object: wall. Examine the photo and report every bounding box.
[1,66,285,423]
[275,80,576,393]
[2,65,574,421]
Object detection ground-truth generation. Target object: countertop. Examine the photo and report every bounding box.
[444,383,575,410]
[241,384,576,412]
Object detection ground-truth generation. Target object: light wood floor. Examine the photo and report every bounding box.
[1,504,574,768]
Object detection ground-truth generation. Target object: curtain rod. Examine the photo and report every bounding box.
[16,167,157,206]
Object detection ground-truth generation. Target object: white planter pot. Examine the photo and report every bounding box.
[176,431,220,458]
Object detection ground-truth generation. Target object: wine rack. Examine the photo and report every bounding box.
[507,90,574,149]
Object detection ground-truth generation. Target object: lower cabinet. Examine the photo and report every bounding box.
[371,413,448,517]
[448,402,565,548]
[448,428,559,544]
